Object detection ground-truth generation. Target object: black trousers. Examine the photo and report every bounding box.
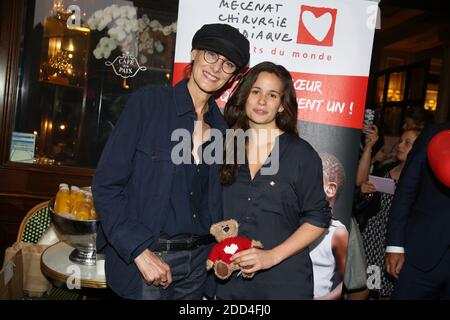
[392,247,450,300]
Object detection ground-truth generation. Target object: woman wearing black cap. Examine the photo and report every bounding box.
[92,23,249,300]
[217,62,331,299]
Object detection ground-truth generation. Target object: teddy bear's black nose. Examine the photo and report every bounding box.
[223,226,230,233]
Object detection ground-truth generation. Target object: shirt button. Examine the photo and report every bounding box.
[190,191,194,196]
[247,197,251,201]
[193,213,197,218]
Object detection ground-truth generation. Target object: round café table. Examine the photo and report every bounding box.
[40,241,107,289]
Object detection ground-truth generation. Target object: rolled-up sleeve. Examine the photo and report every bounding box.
[92,89,155,264]
[295,149,332,229]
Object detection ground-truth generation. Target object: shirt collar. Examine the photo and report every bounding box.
[260,132,291,169]
[173,79,227,134]
[174,79,195,117]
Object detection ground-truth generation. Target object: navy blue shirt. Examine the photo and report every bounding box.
[217,132,331,300]
[161,114,218,239]
[92,79,226,298]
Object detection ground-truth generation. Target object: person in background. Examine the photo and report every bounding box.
[356,124,380,186]
[357,106,433,187]
[359,128,421,299]
[310,153,349,300]
[216,61,331,299]
[402,105,433,131]
[92,23,250,300]
[386,122,450,300]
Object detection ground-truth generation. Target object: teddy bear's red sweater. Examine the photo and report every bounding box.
[208,236,253,264]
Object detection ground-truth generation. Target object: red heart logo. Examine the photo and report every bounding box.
[427,130,450,188]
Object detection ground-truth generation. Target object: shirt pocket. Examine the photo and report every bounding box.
[134,144,175,196]
[259,179,298,213]
[136,143,173,162]
[259,179,301,234]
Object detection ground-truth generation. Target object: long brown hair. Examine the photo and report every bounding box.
[220,61,299,185]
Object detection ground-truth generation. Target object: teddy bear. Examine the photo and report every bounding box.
[206,219,263,280]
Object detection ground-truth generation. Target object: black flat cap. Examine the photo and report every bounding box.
[192,23,250,68]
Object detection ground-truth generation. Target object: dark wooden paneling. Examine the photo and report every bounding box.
[0,167,93,196]
[0,1,95,264]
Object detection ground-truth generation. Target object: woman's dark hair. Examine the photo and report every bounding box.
[404,106,434,129]
[220,61,298,185]
[401,127,422,139]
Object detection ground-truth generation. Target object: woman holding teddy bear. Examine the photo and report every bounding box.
[217,62,332,299]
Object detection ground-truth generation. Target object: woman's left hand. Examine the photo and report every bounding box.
[231,248,279,275]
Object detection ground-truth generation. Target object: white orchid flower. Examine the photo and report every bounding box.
[154,40,164,53]
[130,19,139,33]
[149,20,162,31]
[119,6,129,18]
[139,54,148,64]
[116,30,127,42]
[103,49,112,59]
[99,37,117,51]
[97,17,111,31]
[111,7,121,19]
[87,17,98,30]
[93,10,103,20]
[171,22,177,33]
[107,27,119,40]
[93,47,104,59]
[162,26,172,36]
[126,6,137,19]
[115,17,127,27]
[103,7,115,20]
[138,19,147,32]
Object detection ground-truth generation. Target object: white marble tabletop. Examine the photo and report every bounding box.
[41,241,107,289]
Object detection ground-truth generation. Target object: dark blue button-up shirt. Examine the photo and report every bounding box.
[161,115,217,239]
[92,79,227,298]
[217,132,332,299]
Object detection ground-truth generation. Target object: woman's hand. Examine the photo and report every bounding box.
[361,181,377,194]
[364,125,379,150]
[134,249,172,288]
[231,248,280,275]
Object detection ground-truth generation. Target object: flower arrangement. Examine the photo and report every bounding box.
[87,4,177,64]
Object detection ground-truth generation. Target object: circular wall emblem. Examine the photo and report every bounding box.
[105,53,147,79]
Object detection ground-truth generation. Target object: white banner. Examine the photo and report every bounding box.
[172,0,378,228]
[173,0,377,129]
[174,0,376,76]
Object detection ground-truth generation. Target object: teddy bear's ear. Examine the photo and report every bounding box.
[210,223,219,236]
[230,219,239,229]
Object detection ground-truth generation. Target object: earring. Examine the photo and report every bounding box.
[326,187,333,194]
